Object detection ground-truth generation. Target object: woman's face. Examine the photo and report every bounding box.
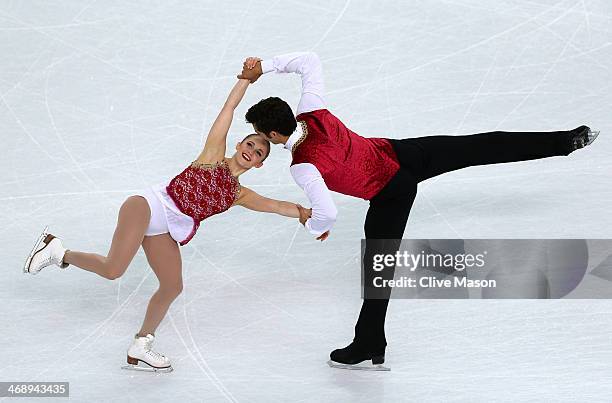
[234,135,269,168]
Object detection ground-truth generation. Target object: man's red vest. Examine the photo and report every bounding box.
[292,109,400,200]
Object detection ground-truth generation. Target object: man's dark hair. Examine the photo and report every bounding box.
[245,97,297,137]
[242,133,271,160]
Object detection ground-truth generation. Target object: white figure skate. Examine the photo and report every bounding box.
[122,334,173,373]
[24,226,69,274]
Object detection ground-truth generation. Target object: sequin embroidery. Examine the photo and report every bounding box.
[166,159,241,245]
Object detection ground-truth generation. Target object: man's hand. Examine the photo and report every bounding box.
[237,57,263,83]
[297,204,330,242]
[316,231,330,242]
[244,57,261,69]
[296,204,311,226]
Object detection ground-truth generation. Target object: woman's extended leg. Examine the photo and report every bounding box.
[63,195,150,280]
[136,233,183,337]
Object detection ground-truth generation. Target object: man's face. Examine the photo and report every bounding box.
[252,124,282,145]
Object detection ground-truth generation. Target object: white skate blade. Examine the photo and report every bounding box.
[121,363,173,373]
[24,226,49,274]
[587,129,600,146]
[327,359,390,371]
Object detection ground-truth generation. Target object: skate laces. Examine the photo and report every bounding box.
[35,252,52,269]
[36,241,60,266]
[143,338,165,360]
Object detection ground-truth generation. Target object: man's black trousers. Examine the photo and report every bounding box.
[354,128,577,349]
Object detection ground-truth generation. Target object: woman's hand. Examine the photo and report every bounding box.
[316,231,330,242]
[296,204,329,241]
[296,204,311,225]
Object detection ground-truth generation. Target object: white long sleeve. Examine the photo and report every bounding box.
[260,52,326,115]
[289,163,337,236]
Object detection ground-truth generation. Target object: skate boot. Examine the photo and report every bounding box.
[24,226,69,274]
[571,125,600,150]
[122,333,173,373]
[328,342,390,371]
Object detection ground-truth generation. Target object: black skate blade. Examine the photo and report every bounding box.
[24,226,49,274]
[327,359,390,371]
[121,363,173,373]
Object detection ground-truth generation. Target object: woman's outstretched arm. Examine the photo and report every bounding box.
[197,78,250,163]
[234,186,307,219]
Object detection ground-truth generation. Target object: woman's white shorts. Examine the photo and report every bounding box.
[136,188,170,236]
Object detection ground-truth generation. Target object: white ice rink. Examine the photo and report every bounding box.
[2,0,612,401]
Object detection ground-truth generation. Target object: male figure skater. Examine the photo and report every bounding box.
[237,52,599,370]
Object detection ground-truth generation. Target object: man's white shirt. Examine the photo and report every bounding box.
[261,52,337,236]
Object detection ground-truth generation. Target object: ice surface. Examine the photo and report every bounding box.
[1,0,612,401]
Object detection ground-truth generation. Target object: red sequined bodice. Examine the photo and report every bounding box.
[166,159,241,245]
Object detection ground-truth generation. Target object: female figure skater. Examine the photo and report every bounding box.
[23,78,309,373]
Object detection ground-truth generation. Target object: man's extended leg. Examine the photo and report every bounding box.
[390,126,588,182]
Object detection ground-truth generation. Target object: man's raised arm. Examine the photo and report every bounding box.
[239,52,326,115]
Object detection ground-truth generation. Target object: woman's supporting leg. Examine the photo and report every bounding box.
[390,127,579,182]
[137,233,183,337]
[63,195,151,280]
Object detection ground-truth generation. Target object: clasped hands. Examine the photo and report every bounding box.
[297,204,330,242]
[237,57,263,83]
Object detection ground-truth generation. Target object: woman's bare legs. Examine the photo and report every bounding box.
[60,194,181,336]
[62,196,150,280]
[136,233,183,337]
